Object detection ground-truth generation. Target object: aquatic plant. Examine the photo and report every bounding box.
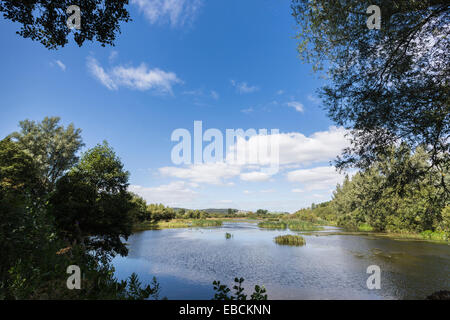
[274,235,306,246]
[191,219,223,227]
[258,221,287,229]
[225,232,232,239]
[286,220,323,231]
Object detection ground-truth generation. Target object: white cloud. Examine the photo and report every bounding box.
[286,101,304,113]
[241,107,254,114]
[129,181,197,206]
[55,60,66,71]
[230,126,350,167]
[132,0,203,27]
[276,90,285,95]
[87,57,181,93]
[109,51,118,63]
[291,188,304,193]
[260,189,276,193]
[307,94,321,105]
[87,57,117,90]
[159,127,350,187]
[240,171,271,182]
[231,80,259,94]
[286,166,349,191]
[159,162,241,185]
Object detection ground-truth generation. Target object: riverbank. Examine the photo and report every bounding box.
[133,218,448,243]
[133,218,239,231]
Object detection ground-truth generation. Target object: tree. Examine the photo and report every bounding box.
[0,0,131,49]
[10,117,83,194]
[256,209,268,215]
[291,0,449,192]
[49,141,133,257]
[128,193,148,223]
[0,138,41,289]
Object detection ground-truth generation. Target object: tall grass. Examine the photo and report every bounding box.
[274,235,306,246]
[286,220,323,231]
[191,219,223,227]
[258,221,287,229]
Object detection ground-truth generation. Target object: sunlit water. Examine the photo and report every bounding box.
[112,222,450,299]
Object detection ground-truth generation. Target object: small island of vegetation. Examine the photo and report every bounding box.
[274,235,306,246]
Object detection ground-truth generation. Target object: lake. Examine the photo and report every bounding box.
[112,221,450,299]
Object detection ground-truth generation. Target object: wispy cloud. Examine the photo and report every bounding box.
[132,0,203,27]
[307,94,321,105]
[87,56,181,93]
[286,101,304,113]
[51,60,66,71]
[286,166,351,191]
[210,90,219,100]
[231,80,259,94]
[241,107,254,114]
[129,181,197,207]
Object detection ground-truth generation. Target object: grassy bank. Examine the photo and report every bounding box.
[258,221,287,229]
[286,221,323,231]
[133,218,223,231]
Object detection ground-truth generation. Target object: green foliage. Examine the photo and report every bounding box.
[212,278,267,300]
[1,118,158,299]
[0,0,131,49]
[305,145,449,237]
[291,0,449,192]
[128,193,148,223]
[49,141,133,257]
[147,203,176,221]
[358,224,374,232]
[256,209,269,215]
[286,220,323,231]
[274,235,306,246]
[258,221,287,229]
[191,219,223,227]
[225,232,232,239]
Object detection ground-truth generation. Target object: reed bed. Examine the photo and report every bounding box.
[286,221,323,231]
[258,221,287,229]
[191,219,223,227]
[274,235,306,246]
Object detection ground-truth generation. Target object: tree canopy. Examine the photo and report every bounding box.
[291,0,449,192]
[50,141,133,257]
[0,0,131,49]
[10,116,83,194]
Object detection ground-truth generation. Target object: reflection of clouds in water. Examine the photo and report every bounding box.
[114,222,450,299]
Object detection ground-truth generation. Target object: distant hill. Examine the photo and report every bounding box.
[173,208,238,214]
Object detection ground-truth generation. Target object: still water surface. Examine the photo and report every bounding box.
[112,222,450,299]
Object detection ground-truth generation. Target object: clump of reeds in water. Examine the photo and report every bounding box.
[191,219,223,227]
[274,235,306,246]
[225,232,232,239]
[286,220,323,231]
[258,221,287,229]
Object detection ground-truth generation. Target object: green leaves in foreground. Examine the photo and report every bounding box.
[213,278,267,300]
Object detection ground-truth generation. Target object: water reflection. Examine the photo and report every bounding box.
[112,222,450,299]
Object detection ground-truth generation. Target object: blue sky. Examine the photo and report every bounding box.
[0,0,351,212]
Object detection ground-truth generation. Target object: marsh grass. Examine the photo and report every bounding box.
[274,235,306,246]
[133,220,189,230]
[191,219,223,227]
[258,221,287,229]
